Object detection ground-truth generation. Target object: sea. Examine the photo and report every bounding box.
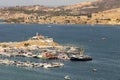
[0,24,120,80]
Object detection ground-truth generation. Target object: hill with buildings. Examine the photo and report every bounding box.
[0,0,120,25]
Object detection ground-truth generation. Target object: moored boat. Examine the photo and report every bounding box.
[70,48,92,61]
[70,55,92,61]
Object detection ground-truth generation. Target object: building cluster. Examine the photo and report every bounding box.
[0,7,120,25]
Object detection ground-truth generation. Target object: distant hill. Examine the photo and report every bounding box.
[87,0,120,12]
[0,0,120,25]
[61,0,120,15]
[1,0,120,16]
[95,0,120,10]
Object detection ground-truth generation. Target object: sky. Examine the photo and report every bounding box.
[0,0,95,7]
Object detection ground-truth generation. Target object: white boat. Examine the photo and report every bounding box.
[43,64,53,68]
[43,62,64,68]
[64,75,70,80]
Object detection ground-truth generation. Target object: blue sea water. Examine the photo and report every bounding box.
[0,24,120,80]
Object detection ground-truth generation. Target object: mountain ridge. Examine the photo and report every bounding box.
[1,0,120,15]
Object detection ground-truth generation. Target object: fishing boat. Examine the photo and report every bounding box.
[70,48,92,61]
[70,55,92,61]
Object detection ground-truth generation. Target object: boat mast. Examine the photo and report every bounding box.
[36,32,39,36]
[79,48,84,56]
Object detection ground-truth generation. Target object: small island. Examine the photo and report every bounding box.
[0,33,92,68]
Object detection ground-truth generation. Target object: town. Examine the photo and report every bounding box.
[0,0,120,25]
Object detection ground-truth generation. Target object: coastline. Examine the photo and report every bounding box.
[0,18,120,26]
[0,22,120,26]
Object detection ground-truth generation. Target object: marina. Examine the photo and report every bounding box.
[0,45,92,61]
[0,32,92,69]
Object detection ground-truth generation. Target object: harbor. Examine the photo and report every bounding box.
[0,24,119,80]
[0,33,92,69]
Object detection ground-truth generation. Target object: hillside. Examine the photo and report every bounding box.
[62,0,120,15]
[0,0,120,25]
[89,8,120,25]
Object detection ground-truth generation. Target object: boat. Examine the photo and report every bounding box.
[64,75,70,80]
[70,48,92,61]
[43,64,53,68]
[52,62,64,67]
[92,68,97,72]
[43,62,64,68]
[70,55,92,61]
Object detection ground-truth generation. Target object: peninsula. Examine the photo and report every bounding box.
[0,0,120,25]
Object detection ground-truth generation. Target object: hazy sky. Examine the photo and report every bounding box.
[0,0,95,7]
